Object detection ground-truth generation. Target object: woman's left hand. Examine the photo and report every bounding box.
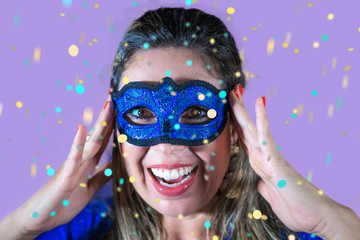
[228,84,360,239]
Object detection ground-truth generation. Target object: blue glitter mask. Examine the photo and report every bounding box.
[110,77,229,147]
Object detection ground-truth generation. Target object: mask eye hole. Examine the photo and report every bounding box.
[123,107,157,125]
[179,105,214,125]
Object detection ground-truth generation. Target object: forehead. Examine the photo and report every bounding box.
[119,47,221,89]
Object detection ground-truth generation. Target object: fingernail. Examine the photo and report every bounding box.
[107,89,110,97]
[262,96,266,107]
[233,89,240,100]
[238,84,243,96]
[104,101,109,110]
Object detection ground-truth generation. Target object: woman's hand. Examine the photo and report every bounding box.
[6,93,115,238]
[229,85,360,239]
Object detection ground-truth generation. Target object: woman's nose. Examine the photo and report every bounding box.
[151,143,187,154]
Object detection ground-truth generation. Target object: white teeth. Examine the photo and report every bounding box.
[159,173,192,187]
[150,165,196,181]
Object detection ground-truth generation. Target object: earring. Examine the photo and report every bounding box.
[231,145,240,155]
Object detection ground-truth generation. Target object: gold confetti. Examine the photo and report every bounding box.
[155,198,160,203]
[292,109,298,114]
[327,104,334,117]
[297,180,302,185]
[10,46,16,50]
[79,32,86,44]
[33,47,41,63]
[31,163,37,177]
[170,91,176,96]
[227,7,235,14]
[332,57,336,69]
[207,109,217,119]
[307,2,313,7]
[266,176,272,181]
[313,42,320,48]
[340,132,347,136]
[358,27,360,32]
[261,215,268,220]
[242,37,247,41]
[122,76,130,84]
[178,214,183,219]
[247,213,253,219]
[254,161,259,166]
[285,120,290,125]
[190,232,195,236]
[288,234,296,240]
[79,183,87,188]
[344,65,351,71]
[88,42,93,46]
[95,165,99,169]
[322,64,327,76]
[117,187,121,192]
[60,13,65,17]
[253,210,262,219]
[267,38,275,56]
[16,101,23,108]
[198,93,205,101]
[134,213,139,218]
[94,3,99,8]
[57,120,62,124]
[203,139,209,144]
[92,38,98,43]
[83,107,93,125]
[327,13,334,20]
[294,48,300,54]
[308,110,314,123]
[118,134,127,143]
[129,176,136,183]
[348,48,354,51]
[124,42,128,47]
[213,236,219,240]
[0,102,2,116]
[235,71,241,77]
[137,56,143,60]
[122,152,128,158]
[68,44,79,57]
[318,189,324,196]
[209,38,215,44]
[251,27,257,31]
[100,120,107,127]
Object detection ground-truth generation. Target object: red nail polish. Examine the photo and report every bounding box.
[239,85,243,96]
[107,89,110,97]
[233,90,240,100]
[262,96,266,107]
[104,101,109,110]
[77,125,79,133]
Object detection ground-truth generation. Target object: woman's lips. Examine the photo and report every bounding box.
[147,165,198,197]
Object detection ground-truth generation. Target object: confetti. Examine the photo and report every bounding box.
[33,47,41,63]
[294,48,300,54]
[332,57,337,69]
[47,167,55,176]
[63,200,69,206]
[198,93,205,101]
[312,90,317,96]
[51,211,56,217]
[31,163,37,177]
[117,134,127,143]
[14,14,20,27]
[68,44,79,57]
[104,168,112,176]
[321,34,329,41]
[297,180,302,185]
[326,152,332,165]
[336,97,343,109]
[318,189,324,196]
[0,102,2,116]
[16,101,23,108]
[94,3,99,9]
[62,0,72,7]
[288,234,296,240]
[204,221,211,228]
[129,176,136,183]
[313,42,320,48]
[327,13,334,20]
[100,120,107,127]
[253,210,262,219]
[344,65,351,71]
[166,70,171,76]
[185,0,192,6]
[213,236,219,240]
[327,104,334,117]
[76,84,84,94]
[155,198,160,203]
[79,183,87,187]
[207,109,217,119]
[186,60,192,66]
[307,171,312,182]
[340,132,347,136]
[307,2,313,7]
[33,212,38,218]
[308,111,314,123]
[174,123,181,130]
[266,38,275,56]
[209,38,215,44]
[277,180,286,188]
[83,107,93,125]
[282,42,289,48]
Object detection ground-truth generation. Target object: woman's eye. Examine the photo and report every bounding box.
[179,106,212,125]
[124,107,157,125]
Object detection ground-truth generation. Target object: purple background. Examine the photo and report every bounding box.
[1,0,359,221]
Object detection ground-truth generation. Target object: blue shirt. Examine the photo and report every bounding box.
[35,197,323,239]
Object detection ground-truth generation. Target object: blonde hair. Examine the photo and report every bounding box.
[101,7,300,239]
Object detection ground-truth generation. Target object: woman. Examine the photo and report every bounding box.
[1,7,359,240]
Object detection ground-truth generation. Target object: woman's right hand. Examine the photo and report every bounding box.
[6,93,115,238]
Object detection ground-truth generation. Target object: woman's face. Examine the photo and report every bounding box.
[116,47,238,217]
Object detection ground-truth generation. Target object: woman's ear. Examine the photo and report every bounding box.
[229,120,239,147]
[230,117,248,153]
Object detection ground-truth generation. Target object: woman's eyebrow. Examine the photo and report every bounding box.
[139,78,201,85]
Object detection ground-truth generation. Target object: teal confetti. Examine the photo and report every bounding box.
[132,1,137,6]
[83,3,88,8]
[174,123,180,130]
[206,65,211,70]
[119,178,124,185]
[47,168,55,176]
[210,166,215,171]
[146,207,151,212]
[151,35,157,40]
[185,0,192,6]
[41,112,46,116]
[336,97,343,109]
[291,113,297,118]
[55,107,62,113]
[183,41,189,46]
[62,0,72,7]
[206,92,212,97]
[33,212,38,218]
[76,145,82,150]
[218,80,223,85]
[168,115,174,120]
[326,152,332,165]
[63,200,69,206]
[166,70,171,76]
[76,84,84,94]
[276,145,282,151]
[210,152,216,156]
[56,80,61,85]
[147,61,151,65]
[262,141,267,145]
[51,211,56,217]
[24,59,30,64]
[41,138,46,143]
[274,35,278,39]
[104,168,112,177]
[143,42,150,49]
[204,221,211,228]
[312,90,317,96]
[99,135,103,140]
[185,22,191,27]
[247,233,252,237]
[321,34,329,41]
[0,157,2,162]
[101,212,106,218]
[219,90,227,98]
[45,44,50,49]
[277,180,286,188]
[66,85,73,91]
[83,61,88,65]
[191,33,197,38]
[88,174,92,179]
[14,14,20,27]
[86,73,91,78]
[224,32,228,38]
[32,157,37,163]
[109,26,114,31]
[186,60,192,66]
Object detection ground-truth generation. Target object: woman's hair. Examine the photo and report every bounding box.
[101,7,299,240]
